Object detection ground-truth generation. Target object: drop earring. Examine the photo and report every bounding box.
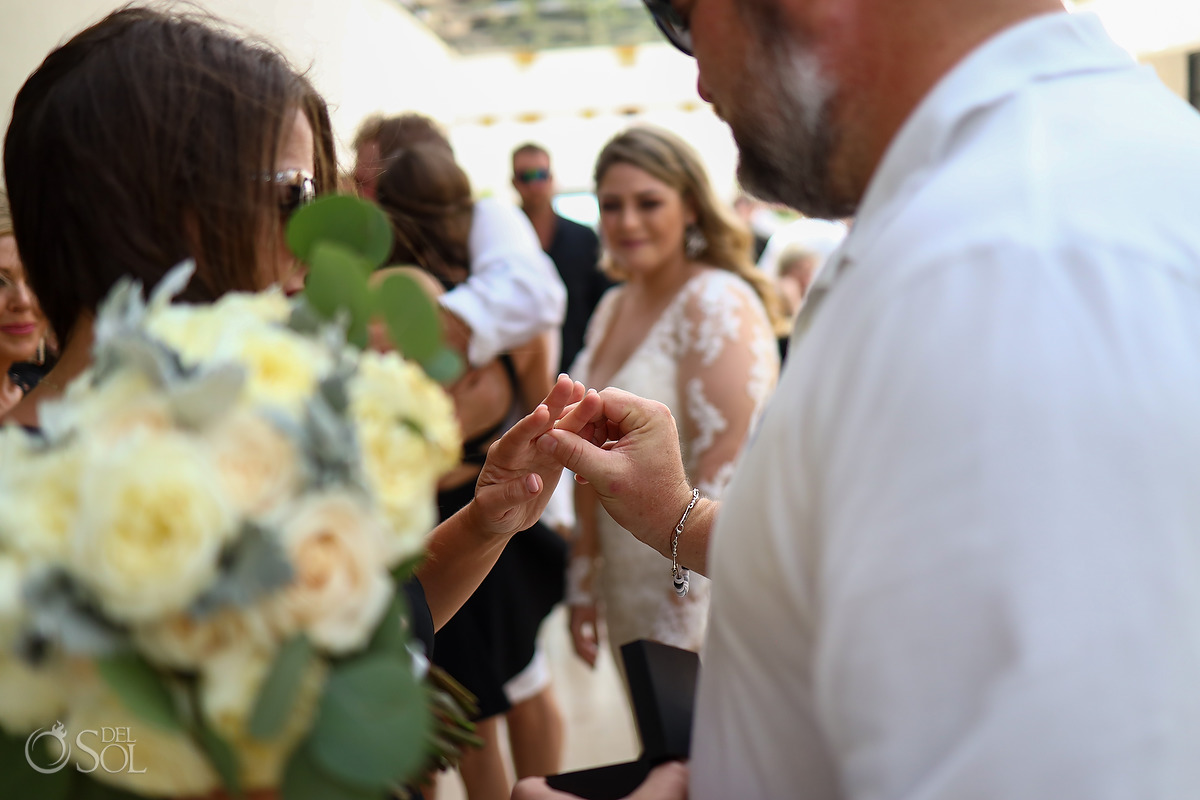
[684,223,707,259]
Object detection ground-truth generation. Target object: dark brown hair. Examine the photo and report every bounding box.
[3,6,336,347]
[376,143,474,287]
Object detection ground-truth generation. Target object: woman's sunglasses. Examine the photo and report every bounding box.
[643,0,693,57]
[270,169,316,220]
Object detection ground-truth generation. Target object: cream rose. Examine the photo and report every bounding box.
[0,441,86,564]
[0,653,66,736]
[349,351,460,563]
[0,553,30,651]
[135,604,275,671]
[38,369,174,447]
[64,665,218,798]
[211,324,331,414]
[207,411,304,518]
[264,492,392,654]
[350,351,461,473]
[71,429,236,623]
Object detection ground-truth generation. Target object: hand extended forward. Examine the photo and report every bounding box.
[535,387,707,568]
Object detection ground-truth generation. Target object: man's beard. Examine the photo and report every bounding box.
[730,44,857,219]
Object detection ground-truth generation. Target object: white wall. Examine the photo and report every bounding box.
[3,0,1198,207]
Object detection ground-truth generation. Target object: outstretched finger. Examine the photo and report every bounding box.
[544,375,586,423]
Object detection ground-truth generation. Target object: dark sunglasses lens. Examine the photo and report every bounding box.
[518,169,550,184]
[644,0,693,56]
[277,174,316,218]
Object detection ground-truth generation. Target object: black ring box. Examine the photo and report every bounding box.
[544,639,699,799]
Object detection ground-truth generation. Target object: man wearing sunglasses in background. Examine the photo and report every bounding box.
[511,143,611,377]
[518,0,1200,799]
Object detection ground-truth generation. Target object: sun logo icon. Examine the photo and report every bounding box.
[25,720,71,774]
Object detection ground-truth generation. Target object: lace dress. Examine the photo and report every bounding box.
[572,269,779,659]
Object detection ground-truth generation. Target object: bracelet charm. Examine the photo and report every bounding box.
[671,487,700,597]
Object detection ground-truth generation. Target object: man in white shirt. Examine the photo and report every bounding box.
[353,114,566,365]
[516,0,1200,798]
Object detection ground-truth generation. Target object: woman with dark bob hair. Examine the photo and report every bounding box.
[1,2,577,746]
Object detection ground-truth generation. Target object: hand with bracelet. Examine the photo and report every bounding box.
[538,387,718,578]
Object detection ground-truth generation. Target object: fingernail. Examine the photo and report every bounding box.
[537,433,558,454]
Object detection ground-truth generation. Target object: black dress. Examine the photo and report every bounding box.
[430,356,567,720]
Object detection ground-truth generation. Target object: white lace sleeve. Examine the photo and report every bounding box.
[676,272,780,499]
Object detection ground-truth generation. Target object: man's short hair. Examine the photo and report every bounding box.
[512,142,550,166]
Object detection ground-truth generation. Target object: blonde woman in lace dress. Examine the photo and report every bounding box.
[568,127,786,681]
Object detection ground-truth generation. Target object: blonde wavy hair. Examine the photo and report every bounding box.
[593,126,788,335]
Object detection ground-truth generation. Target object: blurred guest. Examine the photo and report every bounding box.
[566,126,783,688]
[511,143,612,376]
[353,115,566,369]
[754,213,847,286]
[0,191,47,413]
[376,144,567,799]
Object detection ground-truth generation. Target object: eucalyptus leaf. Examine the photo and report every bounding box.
[420,347,464,386]
[95,653,184,732]
[308,655,432,789]
[365,590,410,659]
[281,742,382,800]
[287,195,393,270]
[377,272,442,363]
[248,635,314,741]
[390,552,426,585]
[192,718,241,797]
[304,243,373,348]
[166,363,246,430]
[188,524,293,618]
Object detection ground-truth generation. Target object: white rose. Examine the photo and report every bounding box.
[211,323,331,414]
[264,492,393,654]
[39,369,174,447]
[72,429,237,623]
[0,654,66,736]
[0,553,27,649]
[0,441,85,564]
[144,303,228,367]
[207,411,304,518]
[349,351,460,564]
[356,419,440,565]
[209,288,292,327]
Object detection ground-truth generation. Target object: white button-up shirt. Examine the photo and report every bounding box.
[693,11,1200,800]
[440,197,566,366]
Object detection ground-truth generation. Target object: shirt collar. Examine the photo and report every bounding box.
[839,11,1135,267]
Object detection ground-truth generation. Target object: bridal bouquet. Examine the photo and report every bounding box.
[0,199,466,799]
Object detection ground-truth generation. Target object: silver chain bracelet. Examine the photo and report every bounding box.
[671,487,700,597]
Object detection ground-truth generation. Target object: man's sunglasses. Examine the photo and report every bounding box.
[270,169,316,219]
[643,0,693,57]
[516,168,551,184]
